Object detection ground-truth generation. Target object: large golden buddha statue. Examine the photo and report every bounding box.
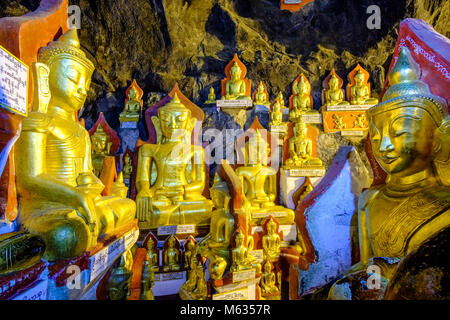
[14,29,136,261]
[135,93,213,228]
[328,47,450,299]
[222,62,251,100]
[349,68,379,105]
[236,130,294,225]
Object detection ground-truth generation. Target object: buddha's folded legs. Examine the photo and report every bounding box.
[96,197,136,234]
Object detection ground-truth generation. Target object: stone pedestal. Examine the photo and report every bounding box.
[279,169,323,210]
[217,99,253,129]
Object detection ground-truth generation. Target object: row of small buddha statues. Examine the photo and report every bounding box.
[11,27,449,300]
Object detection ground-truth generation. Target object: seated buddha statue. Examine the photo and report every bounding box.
[349,69,379,105]
[255,81,269,105]
[269,99,284,126]
[120,85,141,119]
[292,77,312,114]
[222,62,251,100]
[230,231,261,273]
[197,174,235,280]
[324,74,350,106]
[122,153,133,180]
[327,47,450,299]
[285,118,323,168]
[262,217,281,262]
[145,237,159,272]
[260,261,280,295]
[14,29,136,261]
[135,93,213,228]
[91,126,112,177]
[184,240,196,270]
[236,130,294,225]
[163,235,181,272]
[205,87,216,104]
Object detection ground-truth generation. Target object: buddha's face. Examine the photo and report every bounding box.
[296,122,307,138]
[298,80,308,95]
[267,221,275,234]
[258,83,264,92]
[235,233,244,246]
[187,242,195,251]
[168,237,176,248]
[230,62,241,79]
[264,263,271,273]
[369,107,436,176]
[147,238,154,250]
[128,88,137,100]
[92,133,108,153]
[329,76,338,89]
[49,58,92,112]
[159,107,190,140]
[355,72,365,85]
[124,154,130,165]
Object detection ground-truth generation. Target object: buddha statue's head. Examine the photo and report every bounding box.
[329,74,339,90]
[128,86,137,100]
[368,47,448,179]
[157,93,194,142]
[167,235,177,248]
[234,230,245,247]
[264,261,272,273]
[298,76,309,95]
[295,118,308,138]
[210,173,231,210]
[355,69,366,85]
[186,241,195,251]
[38,29,94,113]
[230,61,242,80]
[266,217,277,234]
[124,153,131,166]
[91,125,110,154]
[258,82,265,93]
[277,91,283,102]
[209,87,215,95]
[146,237,155,250]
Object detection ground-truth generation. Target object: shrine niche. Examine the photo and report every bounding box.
[119,79,144,128]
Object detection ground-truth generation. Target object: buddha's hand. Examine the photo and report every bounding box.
[74,193,98,232]
[136,188,153,221]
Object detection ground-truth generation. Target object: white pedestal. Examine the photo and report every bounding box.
[152,271,186,296]
[280,169,323,210]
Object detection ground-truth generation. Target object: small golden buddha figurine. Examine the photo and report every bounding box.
[349,69,379,105]
[206,87,216,104]
[197,174,235,280]
[231,231,260,272]
[136,93,213,228]
[285,118,323,167]
[190,261,208,300]
[145,237,160,272]
[222,62,251,100]
[260,261,280,295]
[236,130,294,225]
[254,81,269,105]
[91,126,113,177]
[184,240,196,270]
[14,29,136,261]
[269,99,284,126]
[328,47,450,299]
[140,260,155,300]
[262,217,281,262]
[292,76,312,113]
[120,81,142,121]
[324,74,349,106]
[122,153,133,180]
[163,235,181,272]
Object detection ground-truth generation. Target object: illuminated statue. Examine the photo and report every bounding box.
[163,235,181,272]
[260,261,280,294]
[324,74,349,106]
[14,29,136,261]
[120,85,141,118]
[184,240,196,270]
[230,231,260,272]
[349,69,379,105]
[284,117,323,167]
[292,76,311,113]
[255,81,269,105]
[270,99,284,126]
[329,47,450,299]
[206,87,216,104]
[236,130,294,225]
[140,260,155,300]
[262,217,281,262]
[145,237,159,272]
[197,174,235,280]
[91,126,112,177]
[107,254,133,300]
[222,62,251,100]
[122,153,133,180]
[135,93,213,228]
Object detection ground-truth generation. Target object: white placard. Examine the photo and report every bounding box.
[284,0,302,4]
[212,287,249,300]
[0,45,28,116]
[13,279,48,300]
[302,113,322,124]
[89,247,108,281]
[289,168,325,177]
[269,125,287,133]
[232,269,256,283]
[326,104,374,111]
[249,249,264,263]
[278,224,297,241]
[157,224,195,235]
[124,228,139,249]
[152,271,186,296]
[341,130,365,136]
[252,211,289,219]
[120,121,138,129]
[217,99,252,108]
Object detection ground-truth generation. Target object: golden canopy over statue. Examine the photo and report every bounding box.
[135,93,213,228]
[347,65,379,105]
[14,29,136,261]
[269,99,284,127]
[236,128,295,225]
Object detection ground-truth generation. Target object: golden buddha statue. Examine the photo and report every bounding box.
[262,217,281,262]
[269,99,284,126]
[91,125,112,177]
[206,87,216,104]
[350,69,379,105]
[140,260,155,300]
[163,235,181,272]
[255,81,269,105]
[329,47,450,299]
[110,172,129,199]
[260,261,280,295]
[145,237,159,272]
[14,29,136,261]
[285,118,323,167]
[324,74,349,106]
[190,261,208,300]
[230,231,260,272]
[184,240,196,269]
[236,130,294,225]
[122,153,133,180]
[197,174,235,280]
[222,62,251,100]
[292,76,312,113]
[119,82,142,122]
[135,93,213,228]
